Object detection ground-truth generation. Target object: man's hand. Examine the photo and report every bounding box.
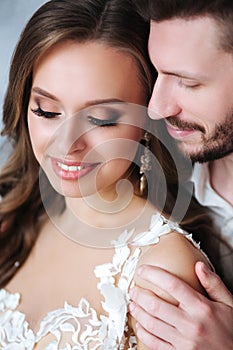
[129,262,233,350]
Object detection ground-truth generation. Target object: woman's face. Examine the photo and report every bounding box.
[27,40,148,198]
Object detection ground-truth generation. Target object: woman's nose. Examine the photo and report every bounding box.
[53,115,90,155]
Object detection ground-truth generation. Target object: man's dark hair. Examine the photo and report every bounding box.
[135,0,233,53]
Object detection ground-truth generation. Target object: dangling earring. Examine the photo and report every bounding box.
[139,131,152,196]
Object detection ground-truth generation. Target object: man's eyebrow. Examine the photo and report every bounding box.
[160,70,207,80]
[31,87,126,107]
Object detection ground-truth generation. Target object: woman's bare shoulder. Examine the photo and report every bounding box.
[134,230,209,303]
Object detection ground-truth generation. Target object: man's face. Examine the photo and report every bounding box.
[148,17,233,162]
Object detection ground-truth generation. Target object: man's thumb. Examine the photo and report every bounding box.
[195,261,233,307]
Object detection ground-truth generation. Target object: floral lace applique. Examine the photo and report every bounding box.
[0,214,198,349]
[131,214,194,246]
[0,289,35,349]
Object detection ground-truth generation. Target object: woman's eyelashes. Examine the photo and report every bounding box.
[31,105,121,126]
[87,109,121,127]
[31,106,61,119]
[87,115,119,127]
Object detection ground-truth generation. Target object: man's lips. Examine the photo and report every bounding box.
[50,157,100,180]
[165,120,199,139]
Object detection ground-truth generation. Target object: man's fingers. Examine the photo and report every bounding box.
[129,302,174,350]
[129,298,177,343]
[136,264,203,307]
[195,262,233,307]
[131,265,233,350]
[132,318,174,350]
[129,286,182,327]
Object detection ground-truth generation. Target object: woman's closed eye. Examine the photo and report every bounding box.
[31,106,61,119]
[87,112,121,127]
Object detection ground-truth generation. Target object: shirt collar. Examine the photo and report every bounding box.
[190,162,232,210]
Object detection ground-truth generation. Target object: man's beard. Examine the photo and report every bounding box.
[167,111,233,163]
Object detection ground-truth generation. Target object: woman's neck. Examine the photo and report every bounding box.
[50,190,155,248]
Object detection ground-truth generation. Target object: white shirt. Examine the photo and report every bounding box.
[191,162,233,247]
[190,162,233,290]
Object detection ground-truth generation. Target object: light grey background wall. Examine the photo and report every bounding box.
[0,0,47,166]
[0,0,47,148]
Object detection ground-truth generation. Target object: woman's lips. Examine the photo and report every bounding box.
[51,157,100,180]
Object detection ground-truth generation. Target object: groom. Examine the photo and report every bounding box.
[130,1,233,349]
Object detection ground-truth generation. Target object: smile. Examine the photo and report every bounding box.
[50,157,100,180]
[165,120,198,139]
[57,161,87,172]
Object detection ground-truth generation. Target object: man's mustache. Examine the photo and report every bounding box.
[166,117,205,133]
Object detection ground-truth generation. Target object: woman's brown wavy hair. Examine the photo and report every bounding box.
[0,0,155,287]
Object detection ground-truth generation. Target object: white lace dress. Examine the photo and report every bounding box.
[0,214,200,349]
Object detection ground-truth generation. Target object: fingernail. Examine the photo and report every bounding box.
[129,301,136,312]
[202,263,211,275]
[129,288,135,298]
[137,266,143,276]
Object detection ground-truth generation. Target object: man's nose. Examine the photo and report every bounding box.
[148,76,181,119]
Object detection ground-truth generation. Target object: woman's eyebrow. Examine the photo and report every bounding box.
[31,87,60,101]
[84,98,126,108]
[31,87,126,107]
